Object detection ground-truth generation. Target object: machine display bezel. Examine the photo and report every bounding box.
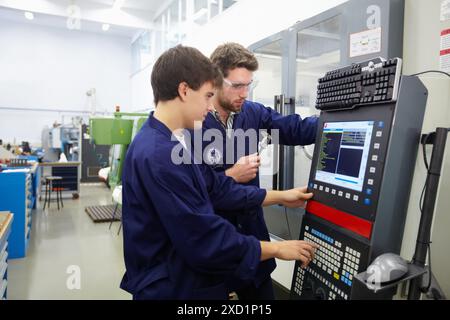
[307,104,394,222]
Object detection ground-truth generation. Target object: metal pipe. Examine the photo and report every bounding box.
[272,95,281,190]
[114,112,149,118]
[408,127,448,299]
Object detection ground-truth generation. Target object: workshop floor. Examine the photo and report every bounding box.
[7,183,130,300]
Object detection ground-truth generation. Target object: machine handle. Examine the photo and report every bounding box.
[277,95,286,190]
[272,95,281,190]
[271,95,295,190]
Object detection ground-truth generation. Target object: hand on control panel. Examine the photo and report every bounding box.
[274,240,319,268]
[280,186,313,208]
[263,186,313,208]
[260,240,319,268]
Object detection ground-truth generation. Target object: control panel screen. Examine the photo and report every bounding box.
[315,121,374,192]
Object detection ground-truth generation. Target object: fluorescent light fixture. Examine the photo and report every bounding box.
[113,0,126,11]
[24,11,34,20]
[102,23,110,31]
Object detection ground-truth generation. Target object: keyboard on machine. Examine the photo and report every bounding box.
[292,221,369,300]
[315,57,402,111]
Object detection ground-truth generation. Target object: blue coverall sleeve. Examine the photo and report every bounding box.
[200,164,266,212]
[257,103,319,145]
[147,160,261,280]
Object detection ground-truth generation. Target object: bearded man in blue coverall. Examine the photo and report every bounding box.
[201,43,319,299]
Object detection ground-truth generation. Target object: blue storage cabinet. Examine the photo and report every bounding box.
[31,164,40,209]
[0,212,13,300]
[18,157,41,209]
[0,166,36,259]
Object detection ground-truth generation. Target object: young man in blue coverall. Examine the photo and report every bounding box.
[202,43,320,299]
[120,45,318,300]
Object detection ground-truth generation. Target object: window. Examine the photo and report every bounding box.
[131,31,153,74]
[146,0,239,64]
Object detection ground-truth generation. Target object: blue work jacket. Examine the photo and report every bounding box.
[201,100,318,288]
[120,113,268,300]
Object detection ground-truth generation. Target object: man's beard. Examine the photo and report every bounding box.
[218,93,244,113]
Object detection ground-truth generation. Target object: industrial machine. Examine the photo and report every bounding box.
[80,124,110,183]
[249,0,405,241]
[248,0,406,293]
[60,125,80,161]
[290,57,428,300]
[41,118,82,163]
[89,111,147,189]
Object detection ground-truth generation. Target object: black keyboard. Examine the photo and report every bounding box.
[291,216,370,300]
[315,57,402,111]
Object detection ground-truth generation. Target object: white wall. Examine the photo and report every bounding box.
[130,63,154,112]
[401,0,450,298]
[129,0,348,111]
[183,0,348,55]
[0,19,132,145]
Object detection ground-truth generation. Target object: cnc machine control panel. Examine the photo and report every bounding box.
[291,57,428,300]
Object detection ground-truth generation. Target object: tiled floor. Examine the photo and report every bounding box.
[7,183,131,300]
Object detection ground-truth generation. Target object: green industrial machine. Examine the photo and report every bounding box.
[89,112,148,189]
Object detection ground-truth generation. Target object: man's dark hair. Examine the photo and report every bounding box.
[151,45,222,105]
[210,42,259,78]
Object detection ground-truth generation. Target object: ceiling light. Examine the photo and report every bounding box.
[24,11,34,20]
[102,24,110,31]
[113,0,126,11]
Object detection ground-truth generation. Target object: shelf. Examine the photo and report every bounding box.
[354,263,428,293]
[0,247,7,264]
[0,171,34,258]
[0,242,7,259]
[0,213,13,240]
[0,212,11,301]
[0,261,7,281]
[0,279,7,299]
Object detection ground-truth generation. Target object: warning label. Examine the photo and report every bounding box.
[440,29,450,73]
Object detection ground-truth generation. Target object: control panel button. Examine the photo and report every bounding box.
[325,187,330,193]
[374,143,380,149]
[368,179,374,185]
[314,184,318,189]
[369,167,376,173]
[319,185,324,191]
[366,188,373,195]
[353,195,359,201]
[331,189,336,195]
[372,155,378,161]
[364,198,371,205]
[345,193,351,199]
[338,191,343,197]
[376,131,382,137]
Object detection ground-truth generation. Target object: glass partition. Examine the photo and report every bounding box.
[252,39,283,190]
[293,15,342,188]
